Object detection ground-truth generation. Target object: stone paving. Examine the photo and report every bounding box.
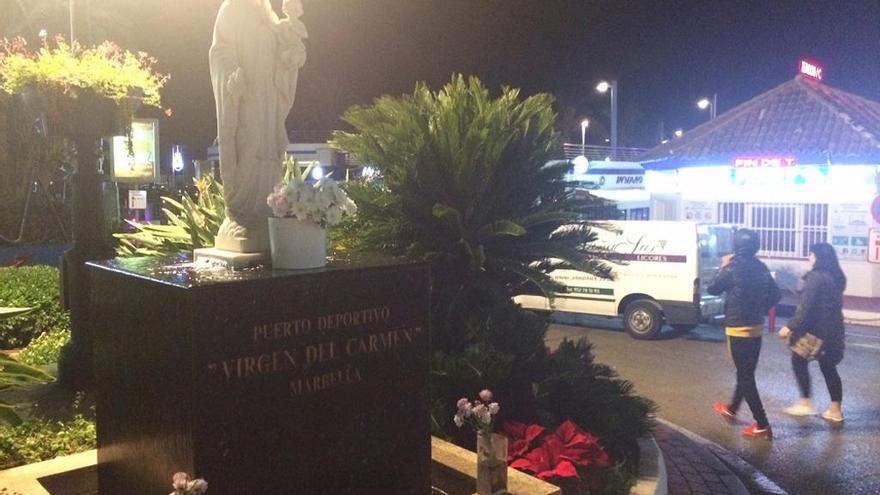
[654,423,753,495]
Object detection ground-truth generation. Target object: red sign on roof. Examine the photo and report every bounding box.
[800,59,824,81]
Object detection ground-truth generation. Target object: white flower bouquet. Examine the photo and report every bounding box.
[454,389,501,435]
[266,158,357,227]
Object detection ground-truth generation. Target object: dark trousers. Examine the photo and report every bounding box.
[728,336,769,428]
[791,352,843,403]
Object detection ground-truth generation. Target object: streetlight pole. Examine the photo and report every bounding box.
[610,81,618,155]
[596,80,618,157]
[580,119,589,156]
[69,0,75,42]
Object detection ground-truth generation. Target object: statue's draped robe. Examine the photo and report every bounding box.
[209,0,306,249]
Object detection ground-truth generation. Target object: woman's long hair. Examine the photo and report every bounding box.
[810,242,846,292]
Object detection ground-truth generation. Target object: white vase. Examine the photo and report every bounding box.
[268,217,327,270]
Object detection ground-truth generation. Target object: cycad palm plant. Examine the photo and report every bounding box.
[331,77,653,466]
[332,75,610,306]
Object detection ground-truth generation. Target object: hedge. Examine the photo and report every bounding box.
[0,266,70,348]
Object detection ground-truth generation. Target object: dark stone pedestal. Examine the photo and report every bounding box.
[87,255,431,495]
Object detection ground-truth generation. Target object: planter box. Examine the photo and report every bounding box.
[0,438,563,495]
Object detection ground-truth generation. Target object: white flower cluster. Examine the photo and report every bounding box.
[267,177,357,227]
[453,389,500,432]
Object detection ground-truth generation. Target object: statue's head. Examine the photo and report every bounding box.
[233,0,276,22]
[285,0,304,18]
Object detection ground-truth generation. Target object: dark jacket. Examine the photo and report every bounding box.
[708,256,781,327]
[787,270,845,362]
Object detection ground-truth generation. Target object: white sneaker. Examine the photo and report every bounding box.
[784,403,817,416]
[821,409,844,423]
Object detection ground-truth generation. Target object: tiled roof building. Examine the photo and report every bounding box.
[640,76,880,168]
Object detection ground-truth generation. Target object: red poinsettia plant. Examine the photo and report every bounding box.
[503,419,611,494]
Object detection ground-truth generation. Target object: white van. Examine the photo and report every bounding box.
[514,221,733,339]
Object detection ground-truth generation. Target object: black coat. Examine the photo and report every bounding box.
[787,270,845,362]
[708,256,781,327]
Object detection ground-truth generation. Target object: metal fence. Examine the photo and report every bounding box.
[561,143,648,162]
[717,202,829,258]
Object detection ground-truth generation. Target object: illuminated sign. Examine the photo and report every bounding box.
[172,145,184,172]
[800,59,824,81]
[111,119,159,182]
[128,190,147,210]
[732,156,797,168]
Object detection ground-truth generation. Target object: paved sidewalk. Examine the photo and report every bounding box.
[654,422,752,495]
[654,419,791,495]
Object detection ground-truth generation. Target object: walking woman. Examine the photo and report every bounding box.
[779,243,846,423]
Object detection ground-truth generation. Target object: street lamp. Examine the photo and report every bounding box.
[595,80,618,156]
[697,94,717,120]
[69,0,75,42]
[580,119,590,155]
[674,129,684,138]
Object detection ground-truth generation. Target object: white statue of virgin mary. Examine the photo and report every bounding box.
[209,0,307,253]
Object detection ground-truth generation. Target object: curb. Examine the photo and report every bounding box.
[632,435,667,495]
[656,418,789,495]
[0,449,96,495]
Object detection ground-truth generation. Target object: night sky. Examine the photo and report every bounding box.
[14,0,879,162]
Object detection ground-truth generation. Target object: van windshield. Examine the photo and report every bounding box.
[698,225,735,289]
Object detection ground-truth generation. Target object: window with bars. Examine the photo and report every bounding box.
[717,202,828,258]
[626,207,650,220]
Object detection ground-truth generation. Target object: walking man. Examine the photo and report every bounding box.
[709,229,781,439]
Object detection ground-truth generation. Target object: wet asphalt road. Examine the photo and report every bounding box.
[546,315,880,495]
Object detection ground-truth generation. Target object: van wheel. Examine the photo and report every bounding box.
[624,300,663,339]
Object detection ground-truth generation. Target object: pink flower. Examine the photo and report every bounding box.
[479,389,493,402]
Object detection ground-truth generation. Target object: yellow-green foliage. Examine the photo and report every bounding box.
[0,266,70,348]
[0,415,95,468]
[0,36,167,108]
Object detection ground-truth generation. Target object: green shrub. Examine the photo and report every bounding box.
[331,76,655,491]
[0,266,70,348]
[0,415,95,469]
[19,329,70,366]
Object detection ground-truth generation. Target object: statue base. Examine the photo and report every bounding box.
[214,217,270,253]
[86,254,431,495]
[193,247,268,269]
